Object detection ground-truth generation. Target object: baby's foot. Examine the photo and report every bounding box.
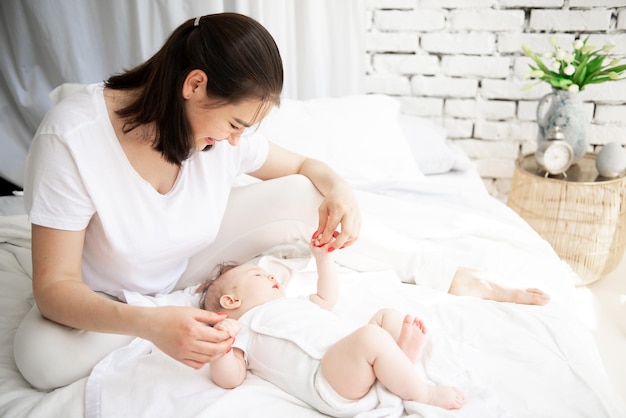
[397,315,426,363]
[428,386,464,410]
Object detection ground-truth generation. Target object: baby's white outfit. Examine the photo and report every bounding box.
[234,297,380,417]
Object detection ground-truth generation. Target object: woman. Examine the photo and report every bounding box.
[14,12,547,392]
[14,12,359,391]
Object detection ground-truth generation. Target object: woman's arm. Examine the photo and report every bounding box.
[31,224,234,368]
[249,142,361,250]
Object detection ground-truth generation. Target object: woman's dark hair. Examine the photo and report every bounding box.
[105,13,283,165]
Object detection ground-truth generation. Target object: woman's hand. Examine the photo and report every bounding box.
[250,142,362,251]
[138,306,234,369]
[315,181,361,251]
[310,232,335,258]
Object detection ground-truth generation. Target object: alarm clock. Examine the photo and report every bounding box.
[535,126,574,176]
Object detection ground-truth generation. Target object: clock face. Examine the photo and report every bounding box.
[536,141,574,174]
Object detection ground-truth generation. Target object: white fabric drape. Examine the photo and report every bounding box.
[0,0,365,187]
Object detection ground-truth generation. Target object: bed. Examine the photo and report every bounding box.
[1,93,625,418]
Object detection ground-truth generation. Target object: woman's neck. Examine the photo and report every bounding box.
[103,87,180,195]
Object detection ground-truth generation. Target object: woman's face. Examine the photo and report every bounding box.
[185,90,271,151]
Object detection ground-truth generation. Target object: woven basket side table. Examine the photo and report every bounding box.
[507,153,626,286]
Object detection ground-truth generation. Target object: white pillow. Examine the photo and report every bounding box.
[398,114,473,174]
[257,94,425,187]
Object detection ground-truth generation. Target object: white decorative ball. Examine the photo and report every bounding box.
[596,142,626,178]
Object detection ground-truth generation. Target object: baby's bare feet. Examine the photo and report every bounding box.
[397,315,426,363]
[428,386,464,410]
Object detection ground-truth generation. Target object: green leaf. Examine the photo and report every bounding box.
[572,65,587,85]
[583,55,608,84]
[528,56,553,75]
[558,78,573,87]
[602,63,626,74]
[587,76,612,84]
[521,82,539,91]
[549,78,565,88]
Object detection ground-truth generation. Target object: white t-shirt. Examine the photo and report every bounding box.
[24,83,269,296]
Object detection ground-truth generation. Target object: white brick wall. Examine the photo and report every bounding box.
[365,2,626,201]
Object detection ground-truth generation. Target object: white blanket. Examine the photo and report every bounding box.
[85,264,510,418]
[82,182,626,418]
[0,215,86,418]
[85,264,621,418]
[2,187,626,418]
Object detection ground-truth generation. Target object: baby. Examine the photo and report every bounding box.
[199,232,464,416]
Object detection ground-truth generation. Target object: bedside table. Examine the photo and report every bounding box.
[507,153,626,286]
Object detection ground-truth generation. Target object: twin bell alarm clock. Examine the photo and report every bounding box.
[535,126,574,177]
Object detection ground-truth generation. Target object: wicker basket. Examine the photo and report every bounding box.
[507,153,626,285]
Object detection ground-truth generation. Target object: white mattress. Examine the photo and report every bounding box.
[1,170,625,418]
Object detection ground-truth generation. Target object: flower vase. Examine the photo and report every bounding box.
[536,89,588,162]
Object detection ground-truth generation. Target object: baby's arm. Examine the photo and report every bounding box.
[309,233,339,311]
[209,348,247,389]
[209,319,247,389]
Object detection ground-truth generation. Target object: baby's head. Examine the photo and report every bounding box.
[200,262,285,319]
[200,262,240,313]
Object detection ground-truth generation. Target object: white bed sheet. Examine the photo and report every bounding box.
[1,171,625,418]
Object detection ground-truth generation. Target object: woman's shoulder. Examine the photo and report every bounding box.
[37,83,106,139]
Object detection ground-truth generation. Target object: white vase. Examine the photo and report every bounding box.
[536,89,588,163]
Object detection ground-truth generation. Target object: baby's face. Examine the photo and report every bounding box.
[223,264,285,311]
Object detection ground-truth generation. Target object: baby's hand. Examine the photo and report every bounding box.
[213,318,240,338]
[310,231,338,258]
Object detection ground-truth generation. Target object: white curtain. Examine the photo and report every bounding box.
[0,0,365,188]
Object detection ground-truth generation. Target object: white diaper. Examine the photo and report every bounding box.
[313,366,380,417]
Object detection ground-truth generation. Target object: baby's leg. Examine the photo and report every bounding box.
[321,325,464,409]
[369,308,426,362]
